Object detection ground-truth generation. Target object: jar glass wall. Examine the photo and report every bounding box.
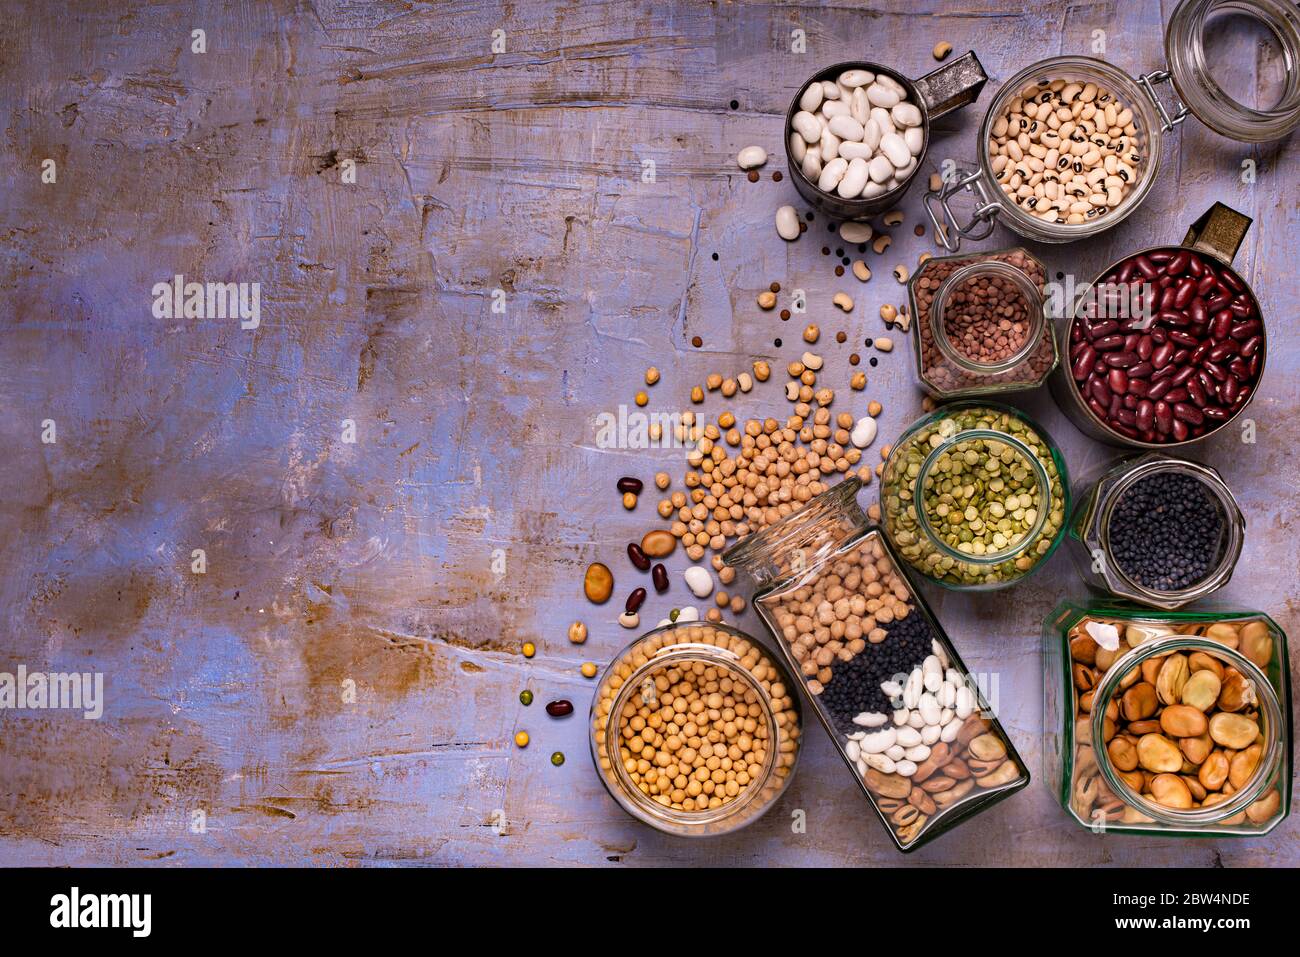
[1044,603,1290,836]
[880,403,1069,589]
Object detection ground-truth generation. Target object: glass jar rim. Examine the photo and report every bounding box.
[1089,630,1283,826]
[931,259,1047,375]
[598,628,787,831]
[977,55,1162,242]
[913,427,1053,566]
[1096,457,1245,604]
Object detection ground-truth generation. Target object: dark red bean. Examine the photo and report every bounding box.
[1210,311,1233,340]
[1108,368,1129,394]
[1187,254,1205,277]
[1203,360,1228,381]
[1168,330,1199,347]
[1170,365,1196,386]
[1128,378,1150,398]
[1090,320,1119,338]
[1166,251,1191,275]
[651,563,668,593]
[1089,377,1112,407]
[1104,351,1139,368]
[1150,250,1175,264]
[1219,375,1240,406]
[1154,401,1174,434]
[627,543,651,571]
[546,699,574,717]
[1152,341,1175,369]
[1241,335,1262,358]
[617,476,643,495]
[1172,418,1189,442]
[1220,269,1245,293]
[1134,255,1158,279]
[1186,377,1207,408]
[1202,404,1229,422]
[625,587,646,614]
[1093,334,1125,351]
[1136,400,1154,432]
[1206,292,1231,312]
[1147,377,1173,400]
[1207,340,1237,363]
[1136,334,1153,360]
[1173,402,1203,425]
[1127,361,1153,379]
[1072,347,1096,381]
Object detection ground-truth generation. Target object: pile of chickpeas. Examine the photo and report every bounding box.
[593,625,800,814]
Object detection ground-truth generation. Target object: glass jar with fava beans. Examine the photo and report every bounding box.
[926,0,1300,250]
[1051,203,1265,448]
[1068,452,1245,609]
[880,403,1069,589]
[589,621,802,837]
[1044,603,1291,836]
[724,479,1029,852]
[909,247,1058,399]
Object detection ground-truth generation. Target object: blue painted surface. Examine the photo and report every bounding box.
[0,0,1296,865]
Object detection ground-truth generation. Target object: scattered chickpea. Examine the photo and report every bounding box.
[851,371,867,390]
[867,502,882,521]
[718,411,735,428]
[634,390,648,407]
[691,385,704,403]
[718,565,736,585]
[757,291,777,310]
[706,373,723,391]
[567,621,587,644]
[729,595,746,614]
[800,369,817,386]
[721,377,737,397]
[580,662,598,679]
[922,395,937,412]
[649,422,663,442]
[880,443,893,460]
[868,400,882,417]
[803,323,820,343]
[657,499,673,518]
[645,367,660,386]
[715,591,729,608]
[705,608,723,623]
[522,642,536,658]
[752,360,771,382]
[622,491,638,510]
[917,252,933,266]
[514,731,530,748]
[654,471,670,490]
[787,361,805,377]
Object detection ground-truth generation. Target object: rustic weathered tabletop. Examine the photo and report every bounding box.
[1,0,1296,866]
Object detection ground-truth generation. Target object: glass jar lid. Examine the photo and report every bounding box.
[1161,0,1300,142]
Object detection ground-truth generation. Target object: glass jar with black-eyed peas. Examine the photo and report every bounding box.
[880,403,1069,589]
[925,0,1300,250]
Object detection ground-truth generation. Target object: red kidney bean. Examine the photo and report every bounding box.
[546,699,574,717]
[617,476,643,494]
[1172,418,1189,442]
[1207,341,1237,363]
[1128,378,1150,398]
[1134,255,1158,279]
[1108,368,1129,394]
[1221,269,1245,293]
[1170,365,1196,386]
[1089,377,1112,407]
[1072,346,1096,381]
[1210,311,1232,340]
[1146,377,1173,400]
[627,542,651,571]
[625,587,646,614]
[1186,377,1207,408]
[651,563,668,593]
[1241,335,1262,358]
[1154,400,1174,434]
[1173,402,1203,425]
[1136,400,1154,432]
[1104,351,1139,368]
[1093,334,1125,351]
[1151,341,1175,369]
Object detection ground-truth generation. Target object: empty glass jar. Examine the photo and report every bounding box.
[909,247,1058,399]
[880,403,1069,589]
[1045,603,1290,836]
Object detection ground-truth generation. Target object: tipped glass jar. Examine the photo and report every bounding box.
[880,403,1069,589]
[909,248,1058,399]
[1044,604,1290,836]
[724,478,1029,852]
[925,0,1300,249]
[589,621,802,836]
[1069,453,1244,609]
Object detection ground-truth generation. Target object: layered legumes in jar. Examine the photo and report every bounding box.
[881,404,1068,588]
[726,481,1029,851]
[1046,605,1290,836]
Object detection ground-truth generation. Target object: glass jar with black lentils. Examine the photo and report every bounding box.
[724,478,1029,852]
[1068,453,1244,609]
[880,403,1069,589]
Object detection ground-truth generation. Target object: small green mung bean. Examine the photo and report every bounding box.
[519,689,533,706]
[551,751,566,767]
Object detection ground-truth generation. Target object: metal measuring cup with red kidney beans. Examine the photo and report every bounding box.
[1050,203,1265,448]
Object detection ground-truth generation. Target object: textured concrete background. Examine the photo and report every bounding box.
[0,0,1296,866]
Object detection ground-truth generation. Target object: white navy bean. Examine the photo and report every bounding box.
[827,115,865,142]
[838,68,874,88]
[867,154,893,184]
[837,157,870,197]
[880,131,910,167]
[736,145,767,169]
[891,102,922,128]
[866,82,900,108]
[775,205,801,241]
[792,110,822,144]
[799,82,823,112]
[817,156,848,191]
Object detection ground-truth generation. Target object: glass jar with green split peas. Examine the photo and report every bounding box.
[880,403,1069,589]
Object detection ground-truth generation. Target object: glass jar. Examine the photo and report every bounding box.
[909,248,1057,399]
[1049,202,1266,448]
[925,0,1300,249]
[588,621,802,837]
[1068,453,1245,609]
[880,403,1069,589]
[1044,603,1290,836]
[724,478,1029,852]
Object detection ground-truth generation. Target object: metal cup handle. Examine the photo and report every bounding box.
[914,51,988,123]
[1181,202,1252,265]
[924,165,1001,253]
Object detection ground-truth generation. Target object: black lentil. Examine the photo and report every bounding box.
[818,608,932,734]
[1109,472,1227,591]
